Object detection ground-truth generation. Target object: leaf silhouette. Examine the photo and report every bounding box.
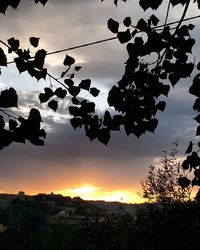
[7,37,20,52]
[98,128,110,145]
[79,79,91,91]
[54,88,67,99]
[48,100,58,112]
[185,141,193,154]
[0,88,18,108]
[63,54,75,66]
[30,37,40,48]
[178,177,191,189]
[0,48,7,66]
[123,17,132,27]
[107,18,119,33]
[117,29,132,44]
[90,87,100,97]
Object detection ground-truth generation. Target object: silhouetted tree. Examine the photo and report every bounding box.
[141,142,192,203]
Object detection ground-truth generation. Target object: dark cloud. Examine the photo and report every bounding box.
[0,88,195,193]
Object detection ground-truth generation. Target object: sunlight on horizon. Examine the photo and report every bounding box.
[54,184,143,204]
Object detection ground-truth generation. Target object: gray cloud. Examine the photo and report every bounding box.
[0,88,195,193]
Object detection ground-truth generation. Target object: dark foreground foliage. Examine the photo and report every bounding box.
[0,198,200,250]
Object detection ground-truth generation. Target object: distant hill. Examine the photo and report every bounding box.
[0,192,144,218]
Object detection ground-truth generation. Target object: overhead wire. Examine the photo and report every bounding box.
[2,14,200,66]
[44,14,200,57]
[0,13,200,93]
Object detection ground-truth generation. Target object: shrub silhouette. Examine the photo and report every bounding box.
[141,142,191,203]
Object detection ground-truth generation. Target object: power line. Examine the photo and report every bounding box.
[5,37,117,65]
[3,14,200,66]
[45,14,200,57]
[46,37,117,56]
[0,13,200,104]
[155,14,200,29]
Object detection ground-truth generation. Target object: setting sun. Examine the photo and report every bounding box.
[68,185,100,199]
[70,185,99,195]
[54,184,143,204]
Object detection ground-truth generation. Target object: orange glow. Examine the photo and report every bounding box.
[54,184,143,204]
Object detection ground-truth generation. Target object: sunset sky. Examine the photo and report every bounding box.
[0,0,199,203]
